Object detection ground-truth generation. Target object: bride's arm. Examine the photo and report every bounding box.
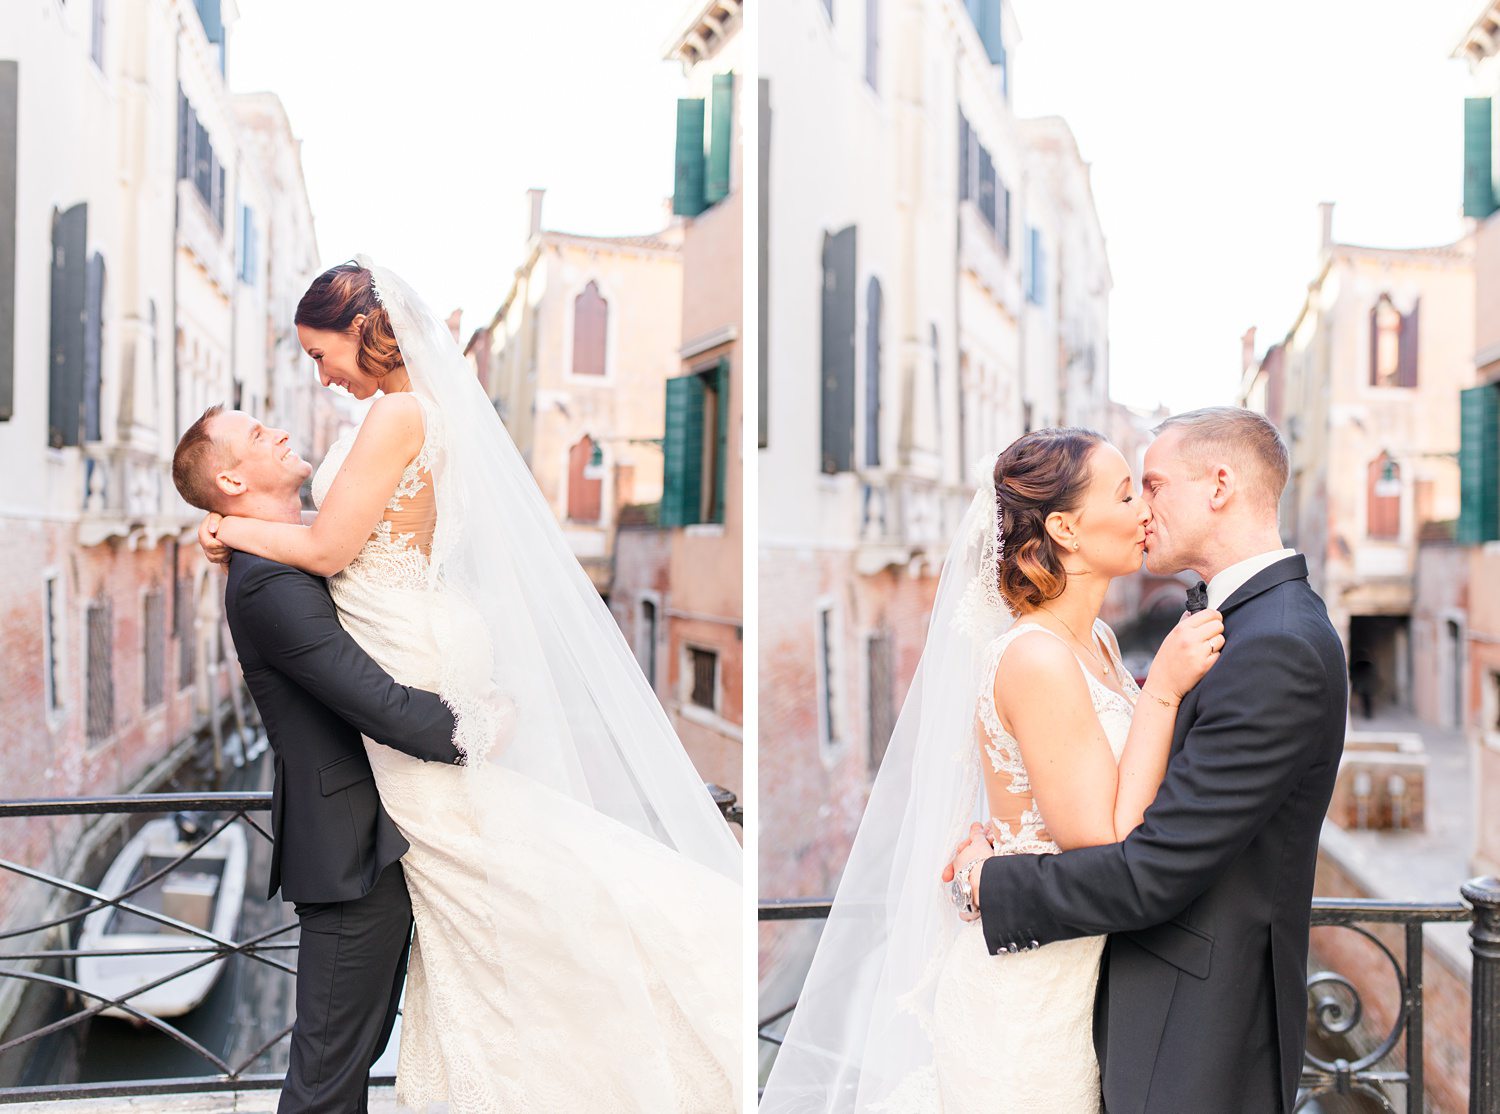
[211,394,425,577]
[998,612,1223,849]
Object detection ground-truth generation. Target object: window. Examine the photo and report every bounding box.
[1369,294,1418,388]
[177,575,196,690]
[85,597,114,745]
[997,179,1012,256]
[572,282,607,377]
[194,0,225,74]
[865,0,880,91]
[661,361,729,527]
[865,278,882,467]
[1025,227,1046,306]
[143,589,165,710]
[44,575,62,716]
[688,646,717,710]
[638,598,658,690]
[867,630,895,770]
[977,147,996,228]
[567,434,603,522]
[821,225,857,474]
[238,205,258,285]
[91,0,105,69]
[816,603,841,757]
[1460,382,1500,545]
[177,89,225,229]
[1367,454,1401,540]
[958,110,971,203]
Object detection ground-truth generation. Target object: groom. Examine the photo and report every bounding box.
[172,405,465,1114]
[948,407,1347,1113]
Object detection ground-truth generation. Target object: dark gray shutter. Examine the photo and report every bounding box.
[1368,302,1379,386]
[865,277,882,467]
[977,145,996,228]
[821,225,857,474]
[0,61,16,422]
[865,0,879,91]
[49,203,87,448]
[998,180,1011,255]
[958,110,970,201]
[758,78,770,450]
[84,252,103,441]
[1398,298,1420,388]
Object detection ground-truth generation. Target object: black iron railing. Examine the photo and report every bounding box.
[758,885,1500,1114]
[0,786,740,1103]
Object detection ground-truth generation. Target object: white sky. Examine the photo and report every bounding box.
[231,0,1489,414]
[1011,0,1484,412]
[229,0,691,335]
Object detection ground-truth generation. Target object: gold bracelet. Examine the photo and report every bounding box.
[1140,687,1178,709]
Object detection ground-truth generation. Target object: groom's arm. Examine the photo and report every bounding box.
[235,562,464,765]
[976,629,1331,956]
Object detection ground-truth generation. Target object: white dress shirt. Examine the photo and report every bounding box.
[1205,548,1298,611]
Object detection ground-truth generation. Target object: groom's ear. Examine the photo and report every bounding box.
[213,467,248,501]
[1207,463,1236,510]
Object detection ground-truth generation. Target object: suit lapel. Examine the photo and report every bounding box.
[1216,554,1308,616]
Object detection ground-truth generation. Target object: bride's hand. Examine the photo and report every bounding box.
[198,513,231,566]
[1144,609,1225,702]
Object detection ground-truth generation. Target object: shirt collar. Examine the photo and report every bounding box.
[1206,548,1298,611]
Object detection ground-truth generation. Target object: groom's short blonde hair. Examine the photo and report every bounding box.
[1152,407,1289,515]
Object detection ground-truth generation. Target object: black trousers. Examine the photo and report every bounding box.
[279,862,412,1114]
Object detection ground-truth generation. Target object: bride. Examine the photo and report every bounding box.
[199,258,741,1112]
[759,428,1224,1112]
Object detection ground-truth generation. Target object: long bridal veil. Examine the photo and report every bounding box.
[355,254,741,882]
[760,461,1012,1112]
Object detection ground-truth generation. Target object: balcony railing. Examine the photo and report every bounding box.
[0,787,740,1103]
[759,886,1500,1113]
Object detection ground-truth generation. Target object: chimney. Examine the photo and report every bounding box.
[1318,201,1334,253]
[526,188,546,242]
[1241,326,1257,374]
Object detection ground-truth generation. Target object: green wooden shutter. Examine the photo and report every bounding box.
[661,373,705,526]
[673,98,707,217]
[712,359,729,523]
[706,74,734,205]
[1459,383,1500,545]
[49,203,87,449]
[0,61,16,422]
[1465,98,1497,219]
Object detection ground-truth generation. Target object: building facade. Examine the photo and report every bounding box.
[1241,204,1475,723]
[757,0,1114,1048]
[467,191,683,593]
[0,0,322,956]
[1455,4,1500,876]
[610,0,747,802]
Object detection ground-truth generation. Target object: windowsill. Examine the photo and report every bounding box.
[678,701,742,740]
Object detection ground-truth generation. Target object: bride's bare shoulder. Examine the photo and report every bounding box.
[350,393,425,458]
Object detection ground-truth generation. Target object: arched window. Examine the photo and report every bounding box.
[1368,453,1401,540]
[572,282,607,377]
[865,277,882,467]
[1369,294,1419,388]
[567,434,603,522]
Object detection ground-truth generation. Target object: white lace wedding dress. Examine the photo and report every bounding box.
[311,396,739,1113]
[924,620,1136,1113]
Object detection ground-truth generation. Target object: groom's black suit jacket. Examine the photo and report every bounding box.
[978,556,1347,1114]
[223,552,461,904]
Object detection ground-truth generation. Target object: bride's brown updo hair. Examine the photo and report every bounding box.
[294,262,404,379]
[993,427,1105,614]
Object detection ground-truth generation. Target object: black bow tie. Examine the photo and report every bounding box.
[1185,581,1209,614]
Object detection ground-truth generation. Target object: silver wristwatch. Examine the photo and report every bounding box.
[950,859,981,917]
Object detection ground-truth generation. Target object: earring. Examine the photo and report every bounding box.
[1073,541,1080,551]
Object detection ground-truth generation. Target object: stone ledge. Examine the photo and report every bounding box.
[0,1088,399,1113]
